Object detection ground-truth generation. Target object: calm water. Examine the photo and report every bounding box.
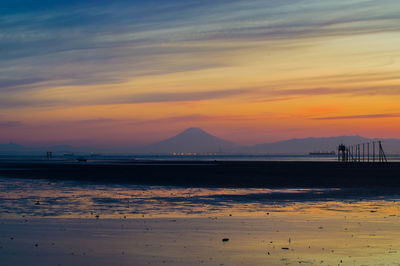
[2,177,400,265]
[1,177,400,219]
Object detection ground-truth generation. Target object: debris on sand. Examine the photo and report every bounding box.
[297,260,313,264]
[222,238,229,242]
[281,247,289,250]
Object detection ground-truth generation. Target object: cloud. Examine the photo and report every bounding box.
[254,85,400,100]
[2,83,400,109]
[1,0,400,93]
[0,78,47,90]
[311,113,400,120]
[134,114,210,125]
[107,88,252,104]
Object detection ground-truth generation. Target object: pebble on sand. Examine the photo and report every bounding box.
[222,238,229,242]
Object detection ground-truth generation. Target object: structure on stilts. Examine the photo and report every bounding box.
[337,141,387,163]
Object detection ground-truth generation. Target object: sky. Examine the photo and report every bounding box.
[1,0,400,147]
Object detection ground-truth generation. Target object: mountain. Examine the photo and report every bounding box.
[247,136,400,154]
[141,127,239,154]
[0,142,27,154]
[247,136,368,154]
[1,129,400,155]
[0,143,99,155]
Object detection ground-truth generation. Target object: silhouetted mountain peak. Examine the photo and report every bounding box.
[0,142,24,149]
[177,127,208,136]
[143,127,237,153]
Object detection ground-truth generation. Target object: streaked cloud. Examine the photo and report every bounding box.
[312,113,400,120]
[2,0,400,93]
[107,88,252,104]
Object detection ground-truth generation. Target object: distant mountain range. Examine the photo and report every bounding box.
[0,142,97,155]
[247,136,370,154]
[1,128,400,155]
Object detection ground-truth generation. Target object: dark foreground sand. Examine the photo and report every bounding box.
[1,159,400,187]
[1,212,400,266]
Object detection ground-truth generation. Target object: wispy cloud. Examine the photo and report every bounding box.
[1,0,400,94]
[3,83,400,109]
[107,88,251,104]
[312,113,400,120]
[255,85,400,100]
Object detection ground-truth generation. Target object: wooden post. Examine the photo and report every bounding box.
[373,141,375,162]
[363,143,365,162]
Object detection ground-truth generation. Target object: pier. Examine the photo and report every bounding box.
[337,141,387,163]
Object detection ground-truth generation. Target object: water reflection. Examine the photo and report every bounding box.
[1,177,400,218]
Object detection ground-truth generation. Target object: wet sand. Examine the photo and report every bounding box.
[1,159,400,187]
[1,212,400,266]
[1,162,400,265]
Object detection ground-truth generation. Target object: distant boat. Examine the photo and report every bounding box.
[309,151,336,156]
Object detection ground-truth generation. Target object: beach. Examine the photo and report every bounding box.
[2,213,400,265]
[1,175,400,265]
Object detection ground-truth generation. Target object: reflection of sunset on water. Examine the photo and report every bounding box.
[1,178,399,218]
[2,177,400,264]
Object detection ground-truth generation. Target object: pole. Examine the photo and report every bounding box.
[373,142,375,162]
[357,145,359,162]
[337,146,340,162]
[367,142,370,162]
[363,143,365,162]
[352,146,354,162]
[378,141,381,162]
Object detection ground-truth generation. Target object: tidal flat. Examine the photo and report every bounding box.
[1,177,400,265]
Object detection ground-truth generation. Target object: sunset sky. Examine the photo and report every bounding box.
[1,0,400,147]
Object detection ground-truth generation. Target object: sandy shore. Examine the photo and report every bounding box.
[1,212,400,266]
